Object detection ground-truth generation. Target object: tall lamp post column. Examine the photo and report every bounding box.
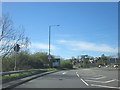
[48,26,51,61]
[48,25,60,63]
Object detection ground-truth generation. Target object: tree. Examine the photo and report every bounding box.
[60,60,73,69]
[0,14,30,58]
[80,55,90,68]
[29,51,49,68]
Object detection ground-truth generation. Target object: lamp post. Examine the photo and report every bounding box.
[48,25,60,62]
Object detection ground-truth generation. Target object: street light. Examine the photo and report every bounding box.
[48,25,60,62]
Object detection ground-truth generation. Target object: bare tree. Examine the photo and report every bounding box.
[0,14,30,58]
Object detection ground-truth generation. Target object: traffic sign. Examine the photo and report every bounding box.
[48,55,52,60]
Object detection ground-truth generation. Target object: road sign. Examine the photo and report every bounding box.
[48,55,52,60]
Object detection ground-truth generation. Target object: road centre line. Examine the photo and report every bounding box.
[91,84,120,89]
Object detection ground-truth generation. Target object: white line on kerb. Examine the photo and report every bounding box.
[81,79,89,86]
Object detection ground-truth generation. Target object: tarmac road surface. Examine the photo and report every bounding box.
[14,68,119,89]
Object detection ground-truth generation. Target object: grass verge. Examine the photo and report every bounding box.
[2,68,58,83]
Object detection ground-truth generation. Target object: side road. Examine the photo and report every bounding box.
[2,70,59,90]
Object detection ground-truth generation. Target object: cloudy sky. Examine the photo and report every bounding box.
[2,2,118,59]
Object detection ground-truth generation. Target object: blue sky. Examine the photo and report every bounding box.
[2,2,118,59]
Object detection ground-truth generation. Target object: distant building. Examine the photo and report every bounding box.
[108,58,117,63]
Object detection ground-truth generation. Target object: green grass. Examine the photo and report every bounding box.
[39,68,57,71]
[3,72,31,79]
[2,68,58,83]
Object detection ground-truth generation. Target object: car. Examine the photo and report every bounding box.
[114,64,118,68]
[105,65,109,67]
[98,65,101,68]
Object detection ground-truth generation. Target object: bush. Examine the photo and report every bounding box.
[60,60,73,69]
[2,51,50,72]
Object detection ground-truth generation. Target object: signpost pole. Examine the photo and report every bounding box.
[14,51,17,71]
[14,44,20,71]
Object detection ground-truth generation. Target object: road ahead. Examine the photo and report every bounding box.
[14,68,119,89]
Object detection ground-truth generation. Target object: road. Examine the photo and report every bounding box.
[14,68,119,89]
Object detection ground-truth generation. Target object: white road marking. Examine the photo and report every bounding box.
[81,78,89,86]
[62,72,66,74]
[76,72,89,86]
[76,72,80,77]
[76,74,79,77]
[90,76,106,80]
[105,79,117,83]
[115,79,119,81]
[91,84,120,89]
[22,84,26,85]
[86,79,117,83]
[93,75,103,78]
[86,80,106,83]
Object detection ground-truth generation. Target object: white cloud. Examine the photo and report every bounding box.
[29,42,57,50]
[58,40,118,53]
